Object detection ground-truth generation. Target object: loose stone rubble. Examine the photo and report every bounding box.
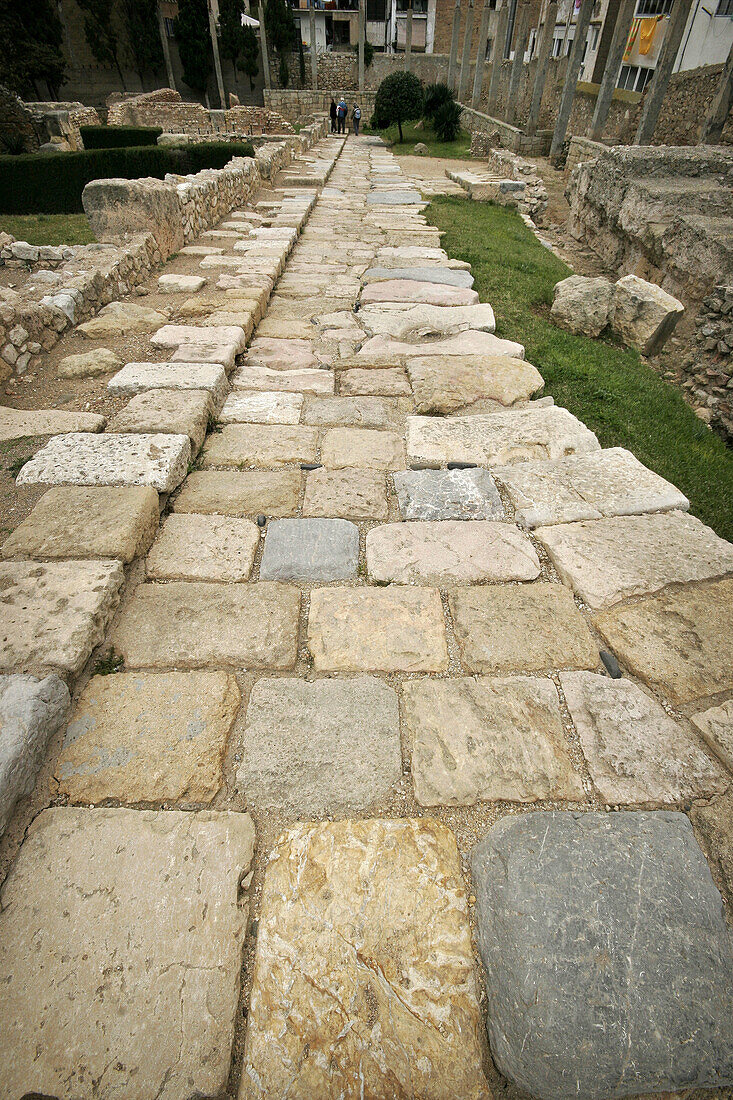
[1,132,732,1100]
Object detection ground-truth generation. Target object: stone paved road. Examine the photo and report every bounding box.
[1,134,733,1100]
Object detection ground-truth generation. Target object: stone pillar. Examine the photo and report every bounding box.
[405,0,414,71]
[486,2,510,115]
[157,1,177,92]
[310,0,319,90]
[505,0,530,125]
[589,0,636,141]
[260,8,271,91]
[458,0,475,101]
[208,0,227,109]
[700,39,733,143]
[358,0,366,92]
[447,0,462,91]
[635,0,693,144]
[526,0,557,135]
[471,0,493,108]
[549,0,593,160]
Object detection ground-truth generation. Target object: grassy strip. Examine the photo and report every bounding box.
[368,122,472,159]
[0,214,96,246]
[425,195,733,542]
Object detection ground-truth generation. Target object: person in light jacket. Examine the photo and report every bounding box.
[352,103,362,136]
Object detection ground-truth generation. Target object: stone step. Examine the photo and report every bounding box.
[16,432,191,493]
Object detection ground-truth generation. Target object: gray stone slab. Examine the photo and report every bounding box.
[238,676,401,814]
[495,447,690,528]
[470,811,733,1100]
[363,266,474,288]
[259,518,359,581]
[0,674,70,835]
[393,468,504,520]
[0,806,255,1100]
[16,432,190,493]
[0,560,124,677]
[367,190,424,204]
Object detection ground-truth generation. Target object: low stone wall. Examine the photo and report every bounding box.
[108,88,293,136]
[264,89,376,124]
[461,106,550,156]
[564,135,606,173]
[25,101,100,151]
[683,285,733,441]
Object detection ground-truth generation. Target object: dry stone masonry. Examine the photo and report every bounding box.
[0,130,732,1100]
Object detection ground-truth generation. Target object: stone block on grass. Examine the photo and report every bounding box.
[550,275,614,337]
[612,274,684,355]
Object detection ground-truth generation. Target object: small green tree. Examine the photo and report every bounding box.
[0,0,67,98]
[266,0,296,88]
[77,0,126,88]
[423,82,453,122]
[175,0,213,94]
[121,0,164,87]
[241,25,260,91]
[433,98,462,142]
[372,70,423,142]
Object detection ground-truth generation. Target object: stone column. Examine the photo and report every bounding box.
[549,0,593,160]
[505,0,530,124]
[486,2,510,115]
[157,1,177,92]
[447,0,462,91]
[458,0,475,101]
[405,0,414,71]
[260,7,271,91]
[471,0,493,108]
[526,0,557,135]
[358,0,366,92]
[589,0,636,140]
[700,39,733,143]
[208,0,227,109]
[635,0,693,144]
[310,0,319,90]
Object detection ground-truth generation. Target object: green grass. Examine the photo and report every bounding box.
[425,195,733,542]
[0,213,96,246]
[369,121,472,159]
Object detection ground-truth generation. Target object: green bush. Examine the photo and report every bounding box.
[433,99,463,142]
[0,142,255,215]
[80,125,163,148]
[372,70,423,142]
[423,82,454,122]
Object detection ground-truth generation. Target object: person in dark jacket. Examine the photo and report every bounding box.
[337,96,347,134]
[329,98,337,132]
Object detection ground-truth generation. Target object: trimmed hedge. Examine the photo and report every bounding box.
[80,125,163,148]
[0,142,256,215]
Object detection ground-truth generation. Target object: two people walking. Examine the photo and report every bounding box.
[330,97,362,136]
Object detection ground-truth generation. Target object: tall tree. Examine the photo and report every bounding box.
[77,0,126,87]
[175,0,213,94]
[0,0,67,98]
[219,0,245,84]
[265,0,296,86]
[241,24,260,90]
[121,0,164,87]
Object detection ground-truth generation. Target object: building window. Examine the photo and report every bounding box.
[715,0,733,15]
[367,0,386,17]
[396,0,428,11]
[617,62,655,90]
[635,0,672,14]
[164,17,176,37]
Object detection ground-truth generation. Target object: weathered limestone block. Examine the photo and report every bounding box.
[358,331,525,363]
[321,427,405,471]
[366,521,540,585]
[239,819,490,1100]
[57,348,123,379]
[360,280,480,306]
[407,354,544,413]
[83,176,185,257]
[358,303,496,340]
[109,389,212,451]
[219,391,303,425]
[0,408,105,442]
[146,514,260,582]
[107,361,228,409]
[0,806,255,1099]
[0,674,70,835]
[172,469,301,517]
[612,274,684,355]
[77,302,168,339]
[157,273,206,293]
[152,323,247,353]
[231,363,334,394]
[16,432,190,493]
[550,275,614,337]
[202,424,318,468]
[303,468,388,520]
[691,699,733,774]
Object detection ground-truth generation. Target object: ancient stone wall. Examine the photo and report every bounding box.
[683,285,733,441]
[264,89,377,123]
[25,102,100,151]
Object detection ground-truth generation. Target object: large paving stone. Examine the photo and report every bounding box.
[109,388,212,451]
[0,560,124,677]
[339,366,411,396]
[157,273,206,293]
[360,279,480,306]
[450,583,598,673]
[550,275,614,337]
[0,407,105,442]
[16,432,191,493]
[303,467,388,519]
[77,301,167,339]
[151,322,247,353]
[321,427,405,470]
[0,674,70,835]
[202,424,318,468]
[408,354,544,413]
[259,518,359,581]
[231,362,334,394]
[593,577,733,705]
[308,587,448,672]
[358,331,525,363]
[107,361,228,409]
[691,699,733,773]
[393,468,503,520]
[146,513,260,581]
[363,265,474,287]
[367,520,540,585]
[219,391,303,425]
[470,810,733,1100]
[239,818,489,1100]
[612,274,685,355]
[359,303,496,340]
[536,511,733,609]
[245,336,322,371]
[238,676,401,814]
[112,581,299,669]
[407,409,600,468]
[173,469,300,516]
[495,447,690,527]
[367,189,424,204]
[561,671,725,805]
[404,676,583,807]
[171,340,238,369]
[0,806,255,1100]
[55,670,240,804]
[302,395,396,428]
[1,486,159,562]
[57,347,123,379]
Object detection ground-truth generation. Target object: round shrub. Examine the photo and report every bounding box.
[423,83,454,122]
[373,70,423,142]
[433,99,463,143]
